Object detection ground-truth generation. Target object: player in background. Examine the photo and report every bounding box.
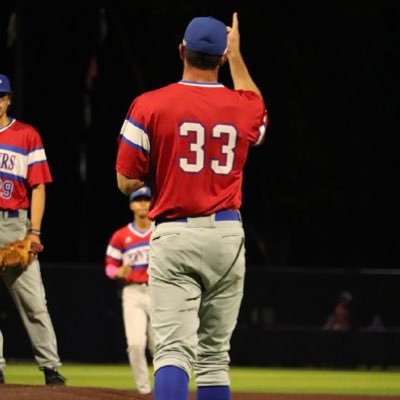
[323,291,353,331]
[105,186,155,395]
[116,12,267,400]
[0,74,66,385]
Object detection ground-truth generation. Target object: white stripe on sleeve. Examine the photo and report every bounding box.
[28,148,47,165]
[121,119,150,153]
[106,245,122,261]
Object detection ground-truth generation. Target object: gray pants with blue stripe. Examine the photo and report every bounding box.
[149,213,245,387]
[0,210,61,371]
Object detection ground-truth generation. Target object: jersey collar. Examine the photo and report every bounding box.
[179,80,224,88]
[0,117,15,132]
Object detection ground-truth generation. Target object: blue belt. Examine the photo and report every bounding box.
[155,210,240,226]
[0,210,20,218]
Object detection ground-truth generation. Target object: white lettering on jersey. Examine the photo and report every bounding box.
[122,244,150,268]
[179,122,237,174]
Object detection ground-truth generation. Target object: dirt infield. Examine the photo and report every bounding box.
[0,385,399,400]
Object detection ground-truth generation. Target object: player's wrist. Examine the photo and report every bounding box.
[28,228,41,236]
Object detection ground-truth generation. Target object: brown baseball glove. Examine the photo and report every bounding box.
[0,238,44,269]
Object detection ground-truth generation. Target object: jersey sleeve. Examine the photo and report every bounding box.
[116,97,150,180]
[26,128,53,187]
[238,90,268,147]
[105,230,124,267]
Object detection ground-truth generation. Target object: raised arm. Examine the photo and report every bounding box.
[227,12,263,100]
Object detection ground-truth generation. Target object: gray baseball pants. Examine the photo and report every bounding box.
[0,210,61,371]
[149,214,245,387]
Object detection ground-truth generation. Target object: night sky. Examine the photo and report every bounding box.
[1,0,398,268]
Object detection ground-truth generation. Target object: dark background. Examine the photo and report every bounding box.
[0,0,398,268]
[1,1,399,366]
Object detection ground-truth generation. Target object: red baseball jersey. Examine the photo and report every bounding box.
[116,81,268,220]
[105,223,152,284]
[0,118,52,210]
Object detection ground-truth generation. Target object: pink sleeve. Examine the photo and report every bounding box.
[105,264,118,279]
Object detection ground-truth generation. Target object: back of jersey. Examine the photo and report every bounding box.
[117,81,267,220]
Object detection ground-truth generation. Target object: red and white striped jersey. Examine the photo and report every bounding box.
[0,118,52,210]
[105,222,153,284]
[116,81,268,220]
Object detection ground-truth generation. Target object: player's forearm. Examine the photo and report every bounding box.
[30,184,46,230]
[117,172,144,196]
[228,53,263,99]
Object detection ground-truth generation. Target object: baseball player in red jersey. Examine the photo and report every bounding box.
[105,186,155,395]
[0,74,66,385]
[116,13,267,400]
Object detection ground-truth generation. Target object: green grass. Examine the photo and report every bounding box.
[3,362,400,396]
[229,368,400,395]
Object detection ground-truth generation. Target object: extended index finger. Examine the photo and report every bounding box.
[232,12,239,30]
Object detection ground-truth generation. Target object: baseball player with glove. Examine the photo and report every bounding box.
[105,186,155,395]
[0,74,66,385]
[115,13,267,400]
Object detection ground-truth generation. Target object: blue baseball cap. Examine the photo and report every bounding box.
[0,74,11,93]
[183,16,227,56]
[129,186,151,202]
